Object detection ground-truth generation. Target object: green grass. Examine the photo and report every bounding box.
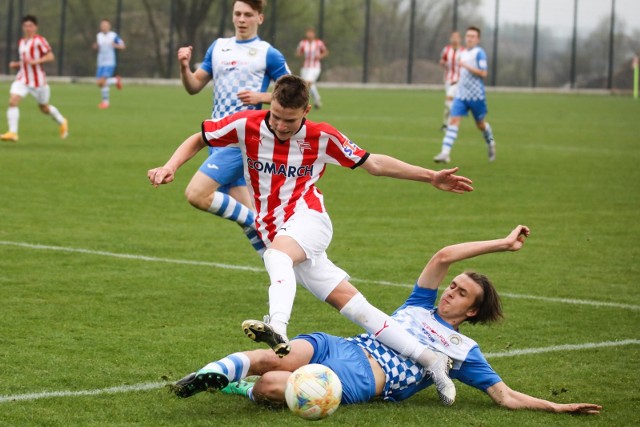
[0,83,639,426]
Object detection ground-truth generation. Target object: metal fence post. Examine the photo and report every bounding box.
[407,0,416,84]
[607,0,616,89]
[363,0,371,83]
[318,0,325,40]
[570,0,578,88]
[491,0,499,86]
[5,0,14,74]
[453,0,458,31]
[57,0,67,76]
[532,0,539,87]
[167,0,176,78]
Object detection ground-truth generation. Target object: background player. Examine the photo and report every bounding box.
[93,19,125,109]
[434,26,495,164]
[439,31,464,131]
[296,27,328,109]
[149,75,474,405]
[1,15,68,142]
[176,0,289,255]
[171,225,601,415]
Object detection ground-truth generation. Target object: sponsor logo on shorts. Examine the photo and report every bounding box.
[207,163,220,169]
[246,158,314,178]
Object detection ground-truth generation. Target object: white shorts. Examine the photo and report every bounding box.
[445,82,458,99]
[301,67,321,83]
[10,81,50,105]
[276,209,349,301]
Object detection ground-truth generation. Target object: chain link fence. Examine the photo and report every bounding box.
[1,0,638,90]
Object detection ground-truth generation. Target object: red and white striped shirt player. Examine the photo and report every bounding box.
[201,109,366,244]
[1,15,68,142]
[440,43,464,86]
[296,28,328,108]
[149,77,473,395]
[16,34,51,88]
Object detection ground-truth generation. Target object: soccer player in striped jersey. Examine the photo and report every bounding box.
[175,0,290,255]
[1,15,68,142]
[171,225,601,415]
[149,75,474,405]
[296,28,328,109]
[93,19,125,109]
[434,26,495,164]
[439,31,464,130]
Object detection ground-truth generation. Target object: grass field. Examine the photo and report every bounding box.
[0,82,639,426]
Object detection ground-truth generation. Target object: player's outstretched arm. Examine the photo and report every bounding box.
[486,381,602,414]
[360,154,473,194]
[417,225,530,290]
[147,132,206,187]
[177,46,211,94]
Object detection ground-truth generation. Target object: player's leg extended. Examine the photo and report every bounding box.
[434,99,465,163]
[243,212,333,356]
[173,340,313,399]
[320,280,455,405]
[473,102,495,162]
[2,92,22,141]
[35,86,68,139]
[187,148,265,254]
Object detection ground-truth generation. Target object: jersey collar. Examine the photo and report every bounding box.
[264,111,307,144]
[235,36,260,44]
[433,309,457,331]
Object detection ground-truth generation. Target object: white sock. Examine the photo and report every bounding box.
[106,77,118,86]
[48,105,65,125]
[264,248,297,338]
[7,106,19,133]
[310,84,321,103]
[441,125,459,155]
[208,191,254,227]
[482,122,494,144]
[101,86,110,102]
[339,292,437,367]
[199,352,250,383]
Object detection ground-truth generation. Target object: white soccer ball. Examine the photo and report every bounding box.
[284,364,343,421]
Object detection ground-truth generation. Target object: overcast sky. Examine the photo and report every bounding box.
[477,0,639,36]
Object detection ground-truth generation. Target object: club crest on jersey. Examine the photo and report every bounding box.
[342,139,361,157]
[247,158,314,178]
[248,48,257,56]
[296,140,311,154]
[449,334,462,346]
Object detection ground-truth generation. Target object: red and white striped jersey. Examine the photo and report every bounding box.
[202,110,369,244]
[440,45,464,84]
[297,39,327,69]
[15,35,51,88]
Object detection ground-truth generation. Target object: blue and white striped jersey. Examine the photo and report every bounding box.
[200,36,290,119]
[456,46,488,101]
[348,285,501,402]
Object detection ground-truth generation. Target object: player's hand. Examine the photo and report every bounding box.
[237,90,262,105]
[555,403,602,415]
[431,167,473,194]
[9,61,20,69]
[504,225,530,251]
[147,166,175,188]
[177,46,193,67]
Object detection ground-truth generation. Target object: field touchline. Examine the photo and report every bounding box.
[1,340,638,404]
[1,240,639,312]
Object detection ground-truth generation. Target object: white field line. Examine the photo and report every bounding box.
[1,339,638,404]
[1,240,639,312]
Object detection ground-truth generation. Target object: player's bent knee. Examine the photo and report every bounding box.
[184,186,210,211]
[38,104,50,114]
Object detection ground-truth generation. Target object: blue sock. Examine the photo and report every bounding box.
[198,352,250,383]
[208,192,266,254]
[101,86,109,102]
[482,122,494,144]
[441,125,459,154]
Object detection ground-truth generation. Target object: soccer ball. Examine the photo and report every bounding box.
[284,364,343,420]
